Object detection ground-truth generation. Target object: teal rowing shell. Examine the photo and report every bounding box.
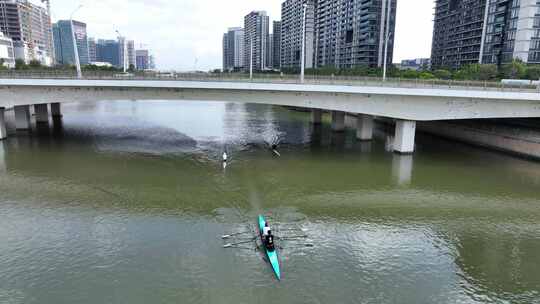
[258,215,281,280]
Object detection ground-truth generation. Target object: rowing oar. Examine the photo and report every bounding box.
[225,246,257,250]
[276,235,308,239]
[222,231,252,239]
[277,228,308,232]
[277,243,314,250]
[223,238,256,248]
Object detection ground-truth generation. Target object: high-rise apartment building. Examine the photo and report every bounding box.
[127,40,135,68]
[244,11,270,71]
[268,33,274,68]
[88,37,96,62]
[273,21,282,69]
[96,39,120,67]
[53,20,89,65]
[223,27,245,71]
[118,37,135,69]
[136,49,149,70]
[281,0,315,69]
[431,0,487,68]
[432,0,540,68]
[0,0,54,65]
[315,0,396,68]
[0,31,14,67]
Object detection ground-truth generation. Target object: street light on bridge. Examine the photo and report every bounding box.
[70,4,83,79]
[382,0,392,82]
[300,3,307,84]
[115,30,128,73]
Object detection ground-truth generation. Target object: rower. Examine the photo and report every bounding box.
[270,144,281,157]
[263,223,270,236]
[222,151,228,162]
[265,230,275,251]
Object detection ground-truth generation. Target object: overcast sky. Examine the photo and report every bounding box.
[45,0,434,71]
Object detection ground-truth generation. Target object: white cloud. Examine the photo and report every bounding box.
[49,0,434,71]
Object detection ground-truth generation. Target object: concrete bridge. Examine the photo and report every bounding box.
[0,78,539,153]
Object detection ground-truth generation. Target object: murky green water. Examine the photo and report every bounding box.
[0,101,539,304]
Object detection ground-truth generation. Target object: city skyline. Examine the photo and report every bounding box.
[47,0,434,71]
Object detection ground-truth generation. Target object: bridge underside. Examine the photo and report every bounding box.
[1,84,540,121]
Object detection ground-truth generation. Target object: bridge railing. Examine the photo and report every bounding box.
[0,70,538,92]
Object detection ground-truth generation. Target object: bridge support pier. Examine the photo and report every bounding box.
[331,111,345,132]
[311,109,322,124]
[356,114,374,141]
[34,104,49,124]
[51,103,62,118]
[394,120,416,154]
[0,107,6,140]
[14,105,31,130]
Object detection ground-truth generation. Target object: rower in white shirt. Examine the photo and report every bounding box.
[263,223,271,236]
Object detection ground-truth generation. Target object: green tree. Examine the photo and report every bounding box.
[28,59,43,69]
[433,69,452,80]
[525,65,540,80]
[451,64,497,81]
[15,59,27,70]
[401,69,420,79]
[477,64,498,81]
[128,64,135,72]
[418,71,435,79]
[500,59,526,79]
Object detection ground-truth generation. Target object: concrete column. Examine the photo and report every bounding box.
[0,108,6,140]
[51,103,62,117]
[394,120,416,154]
[356,114,374,141]
[34,104,49,124]
[331,111,345,132]
[311,109,322,124]
[14,105,31,130]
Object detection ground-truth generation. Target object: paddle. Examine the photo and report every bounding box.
[221,231,252,239]
[224,245,257,250]
[223,238,256,248]
[276,235,308,240]
[277,228,308,233]
[277,243,314,251]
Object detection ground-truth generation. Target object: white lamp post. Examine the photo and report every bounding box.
[300,3,307,84]
[116,30,128,73]
[70,5,83,78]
[382,0,391,82]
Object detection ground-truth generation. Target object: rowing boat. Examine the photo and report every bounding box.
[258,215,281,280]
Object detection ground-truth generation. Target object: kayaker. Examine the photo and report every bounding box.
[263,223,270,236]
[265,230,275,251]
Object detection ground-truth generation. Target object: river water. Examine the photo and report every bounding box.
[0,101,539,304]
